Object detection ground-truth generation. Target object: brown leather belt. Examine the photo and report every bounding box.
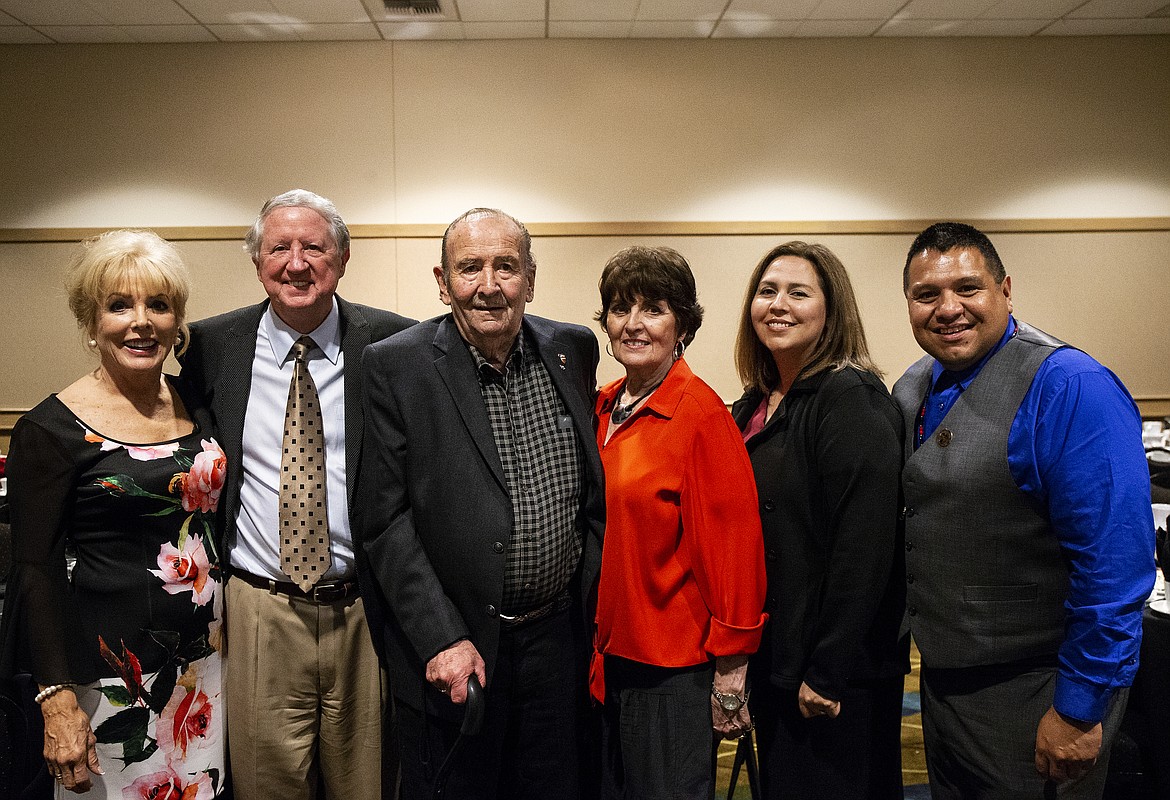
[233,569,358,604]
[498,593,571,630]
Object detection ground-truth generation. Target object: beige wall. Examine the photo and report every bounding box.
[2,36,1169,436]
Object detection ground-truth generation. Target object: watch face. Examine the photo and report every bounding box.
[720,695,741,712]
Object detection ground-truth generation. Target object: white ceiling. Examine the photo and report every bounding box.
[1,0,1168,44]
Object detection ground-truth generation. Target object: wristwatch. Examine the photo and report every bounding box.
[711,686,748,714]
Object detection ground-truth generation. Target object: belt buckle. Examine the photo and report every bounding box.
[310,582,346,604]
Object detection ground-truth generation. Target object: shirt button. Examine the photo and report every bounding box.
[493,541,505,553]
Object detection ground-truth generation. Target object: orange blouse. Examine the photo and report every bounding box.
[590,358,767,702]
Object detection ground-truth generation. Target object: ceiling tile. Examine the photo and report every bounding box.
[896,0,1000,19]
[712,18,800,36]
[723,0,819,20]
[636,0,727,21]
[0,24,52,42]
[125,24,218,41]
[206,22,304,40]
[979,0,1082,19]
[295,22,381,39]
[462,20,544,38]
[1068,0,1170,17]
[377,20,464,38]
[549,20,631,37]
[36,25,136,42]
[549,0,638,21]
[178,1,285,26]
[811,0,904,19]
[795,19,886,35]
[0,0,107,26]
[270,0,371,24]
[83,0,197,25]
[456,0,544,22]
[629,20,716,37]
[1040,17,1170,33]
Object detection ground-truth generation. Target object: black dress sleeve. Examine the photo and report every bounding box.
[0,412,81,684]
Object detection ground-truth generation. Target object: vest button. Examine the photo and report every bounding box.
[907,573,915,584]
[908,606,918,616]
[485,604,497,617]
[905,541,914,551]
[493,541,505,553]
[936,428,953,447]
[763,500,776,512]
[766,550,777,562]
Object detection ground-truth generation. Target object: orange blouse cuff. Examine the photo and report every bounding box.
[705,613,768,657]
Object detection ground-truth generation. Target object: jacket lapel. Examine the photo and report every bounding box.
[338,297,373,507]
[432,316,508,493]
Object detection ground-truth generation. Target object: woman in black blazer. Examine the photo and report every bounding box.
[731,241,908,799]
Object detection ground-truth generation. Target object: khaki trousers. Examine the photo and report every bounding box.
[225,575,387,800]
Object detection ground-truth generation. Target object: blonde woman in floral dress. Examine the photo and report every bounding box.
[0,230,227,797]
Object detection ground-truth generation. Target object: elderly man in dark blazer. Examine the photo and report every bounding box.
[180,189,414,800]
[355,208,605,800]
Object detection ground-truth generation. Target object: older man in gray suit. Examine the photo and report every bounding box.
[181,189,414,800]
[356,208,605,800]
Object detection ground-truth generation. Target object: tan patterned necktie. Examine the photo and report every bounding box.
[279,336,332,591]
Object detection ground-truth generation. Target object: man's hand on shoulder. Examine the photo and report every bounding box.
[425,639,487,705]
[1034,705,1102,784]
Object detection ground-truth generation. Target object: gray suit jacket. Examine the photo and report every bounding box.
[355,314,606,714]
[179,296,415,562]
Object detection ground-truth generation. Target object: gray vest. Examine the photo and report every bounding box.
[891,323,1070,669]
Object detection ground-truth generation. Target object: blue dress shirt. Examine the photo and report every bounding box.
[919,316,1154,723]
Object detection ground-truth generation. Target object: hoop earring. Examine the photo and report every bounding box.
[605,342,614,358]
[673,340,686,360]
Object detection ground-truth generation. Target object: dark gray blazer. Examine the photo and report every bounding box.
[179,296,415,560]
[354,314,606,715]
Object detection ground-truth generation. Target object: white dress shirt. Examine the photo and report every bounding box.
[231,300,354,581]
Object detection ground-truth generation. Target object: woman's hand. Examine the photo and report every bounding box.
[40,688,102,793]
[711,654,753,740]
[797,681,841,719]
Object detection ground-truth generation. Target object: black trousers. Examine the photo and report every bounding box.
[601,655,716,800]
[397,608,583,800]
[751,674,905,800]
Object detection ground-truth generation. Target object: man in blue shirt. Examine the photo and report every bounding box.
[891,222,1153,799]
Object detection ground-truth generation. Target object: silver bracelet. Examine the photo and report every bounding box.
[34,683,72,704]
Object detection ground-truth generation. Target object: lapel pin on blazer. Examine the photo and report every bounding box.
[557,353,567,370]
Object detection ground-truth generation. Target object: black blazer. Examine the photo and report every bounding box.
[178,297,416,558]
[731,367,908,700]
[355,314,606,714]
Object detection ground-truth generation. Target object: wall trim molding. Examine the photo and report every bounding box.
[2,217,1169,243]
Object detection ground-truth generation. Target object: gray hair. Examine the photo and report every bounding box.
[440,208,536,278]
[244,189,350,260]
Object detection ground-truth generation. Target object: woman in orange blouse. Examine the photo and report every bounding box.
[590,246,767,799]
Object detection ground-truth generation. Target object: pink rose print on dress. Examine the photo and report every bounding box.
[122,766,213,800]
[179,439,226,514]
[150,535,215,606]
[157,684,216,763]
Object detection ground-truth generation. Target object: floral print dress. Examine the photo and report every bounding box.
[0,381,227,799]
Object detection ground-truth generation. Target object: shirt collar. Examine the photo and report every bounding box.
[930,315,1017,393]
[468,331,525,382]
[263,297,342,366]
